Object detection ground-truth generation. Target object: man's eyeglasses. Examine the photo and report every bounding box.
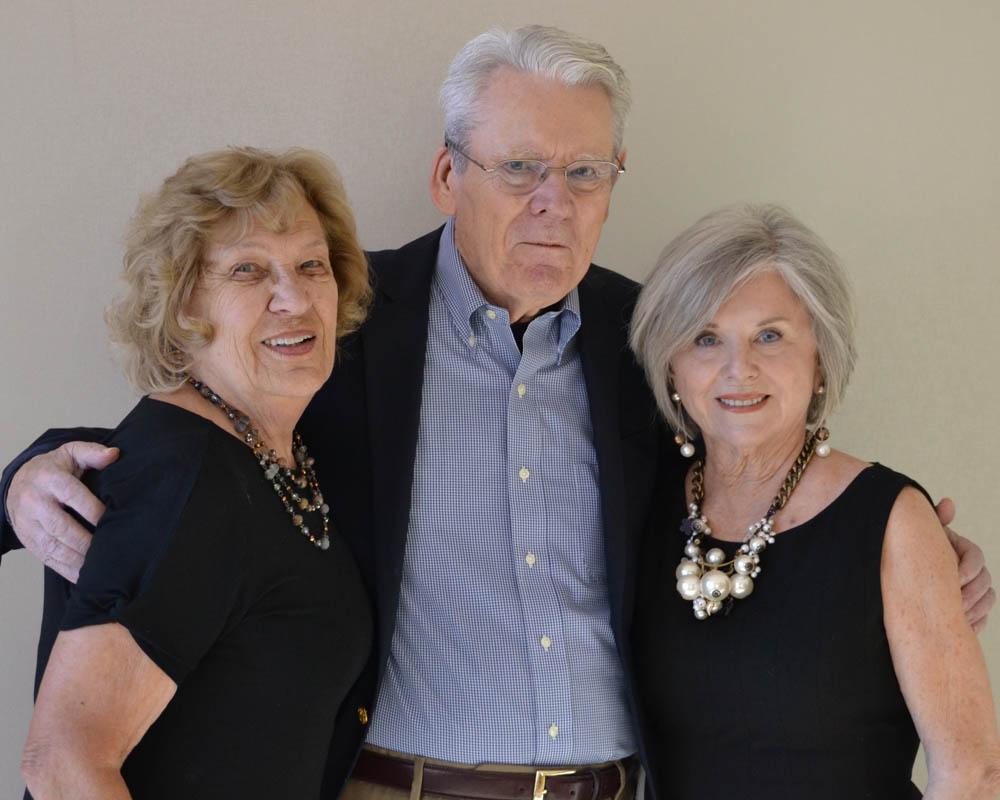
[445,138,624,196]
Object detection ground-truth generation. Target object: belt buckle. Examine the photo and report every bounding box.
[533,768,576,800]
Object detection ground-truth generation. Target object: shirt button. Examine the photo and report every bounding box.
[486,309,497,320]
[468,335,476,347]
[525,552,536,567]
[548,724,559,739]
[540,635,552,651]
[517,383,527,397]
[518,467,530,482]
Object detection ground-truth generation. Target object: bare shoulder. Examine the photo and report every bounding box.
[777,449,869,529]
[884,483,956,567]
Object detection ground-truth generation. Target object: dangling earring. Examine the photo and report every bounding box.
[815,426,831,457]
[814,385,831,457]
[671,391,695,457]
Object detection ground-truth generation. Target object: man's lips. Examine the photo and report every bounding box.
[519,240,570,249]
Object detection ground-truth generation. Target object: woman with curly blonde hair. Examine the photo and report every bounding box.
[21,147,373,800]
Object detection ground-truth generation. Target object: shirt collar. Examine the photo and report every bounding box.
[435,217,583,362]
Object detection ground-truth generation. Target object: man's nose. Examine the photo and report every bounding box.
[527,169,574,217]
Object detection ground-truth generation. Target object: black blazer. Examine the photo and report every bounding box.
[0,227,676,797]
[300,227,675,795]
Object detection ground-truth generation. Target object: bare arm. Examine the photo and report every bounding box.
[6,441,118,581]
[884,487,1000,799]
[20,624,176,800]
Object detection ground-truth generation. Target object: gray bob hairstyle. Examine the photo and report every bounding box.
[440,25,631,166]
[629,204,856,439]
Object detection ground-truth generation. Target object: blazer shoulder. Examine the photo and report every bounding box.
[365,226,444,300]
[580,263,643,328]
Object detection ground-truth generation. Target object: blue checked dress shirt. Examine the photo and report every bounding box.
[365,219,636,765]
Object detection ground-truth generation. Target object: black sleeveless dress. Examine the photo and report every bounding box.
[632,464,923,799]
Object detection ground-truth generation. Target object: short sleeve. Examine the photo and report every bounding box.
[62,411,249,684]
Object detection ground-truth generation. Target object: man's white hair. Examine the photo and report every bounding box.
[440,25,631,169]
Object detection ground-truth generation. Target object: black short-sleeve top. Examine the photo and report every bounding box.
[35,397,373,799]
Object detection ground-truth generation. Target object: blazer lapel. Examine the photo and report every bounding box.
[576,271,634,639]
[361,229,440,668]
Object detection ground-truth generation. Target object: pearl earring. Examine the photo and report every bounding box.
[815,426,831,457]
[813,385,831,457]
[671,391,695,457]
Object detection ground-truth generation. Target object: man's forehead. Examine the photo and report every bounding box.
[469,70,617,159]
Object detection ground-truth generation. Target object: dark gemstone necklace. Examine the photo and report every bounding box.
[187,377,330,550]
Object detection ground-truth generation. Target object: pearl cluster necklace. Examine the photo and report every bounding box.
[675,428,827,619]
[188,377,331,550]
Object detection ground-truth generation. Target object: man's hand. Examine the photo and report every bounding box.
[7,442,118,582]
[936,497,994,634]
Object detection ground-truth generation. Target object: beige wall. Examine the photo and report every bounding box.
[1,0,997,793]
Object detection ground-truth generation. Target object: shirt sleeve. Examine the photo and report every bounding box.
[60,430,249,684]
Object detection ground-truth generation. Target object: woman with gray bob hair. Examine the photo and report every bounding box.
[630,204,855,440]
[439,24,631,166]
[628,205,1000,798]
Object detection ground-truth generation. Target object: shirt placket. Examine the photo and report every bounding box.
[507,317,574,762]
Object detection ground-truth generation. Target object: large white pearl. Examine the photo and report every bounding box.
[748,536,767,553]
[680,442,695,457]
[705,547,726,565]
[730,574,754,599]
[734,554,755,574]
[816,442,831,457]
[677,575,702,600]
[675,560,702,579]
[684,543,702,559]
[701,570,731,601]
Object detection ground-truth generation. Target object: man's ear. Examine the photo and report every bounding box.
[429,146,457,215]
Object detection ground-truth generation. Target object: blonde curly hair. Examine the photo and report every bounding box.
[106,146,371,393]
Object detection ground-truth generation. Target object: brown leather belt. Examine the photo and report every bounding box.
[352,748,637,800]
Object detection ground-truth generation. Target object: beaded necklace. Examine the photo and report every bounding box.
[188,377,331,550]
[675,427,828,619]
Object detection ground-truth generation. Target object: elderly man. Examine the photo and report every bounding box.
[2,25,992,800]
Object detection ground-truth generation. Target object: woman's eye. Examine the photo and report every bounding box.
[758,329,782,343]
[233,262,257,275]
[695,333,717,347]
[301,259,329,272]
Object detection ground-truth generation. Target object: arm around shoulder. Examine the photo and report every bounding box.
[882,486,1000,799]
[2,428,117,580]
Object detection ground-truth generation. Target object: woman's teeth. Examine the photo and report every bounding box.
[719,396,766,407]
[264,335,314,347]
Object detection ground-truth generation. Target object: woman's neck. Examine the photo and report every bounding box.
[151,380,305,464]
[694,429,808,541]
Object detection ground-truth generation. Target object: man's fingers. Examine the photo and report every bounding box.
[961,564,994,612]
[34,537,83,583]
[49,470,107,528]
[61,442,119,473]
[947,525,987,585]
[967,587,996,635]
[41,500,96,558]
[934,496,956,528]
